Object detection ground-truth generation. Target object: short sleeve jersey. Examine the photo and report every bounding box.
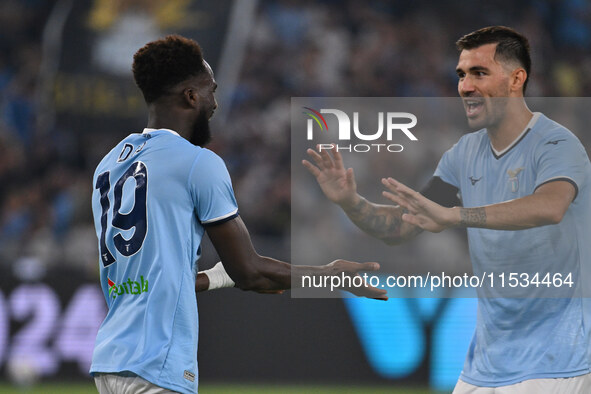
[434,113,591,386]
[90,129,238,394]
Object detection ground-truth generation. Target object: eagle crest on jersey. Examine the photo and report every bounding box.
[507,167,524,192]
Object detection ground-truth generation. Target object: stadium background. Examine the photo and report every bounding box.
[0,0,590,392]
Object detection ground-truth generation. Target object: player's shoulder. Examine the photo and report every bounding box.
[93,133,141,177]
[151,131,224,167]
[189,148,230,179]
[94,130,201,171]
[451,128,488,152]
[145,129,200,153]
[186,147,234,195]
[194,147,225,165]
[529,112,582,149]
[460,128,488,142]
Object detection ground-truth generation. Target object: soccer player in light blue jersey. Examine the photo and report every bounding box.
[90,35,386,394]
[304,26,591,393]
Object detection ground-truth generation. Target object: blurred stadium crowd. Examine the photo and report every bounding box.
[0,0,590,271]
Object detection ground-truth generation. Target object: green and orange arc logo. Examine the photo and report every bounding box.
[302,107,328,131]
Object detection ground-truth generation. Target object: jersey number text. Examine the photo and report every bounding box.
[95,161,148,267]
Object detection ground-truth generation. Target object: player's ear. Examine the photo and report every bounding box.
[510,67,527,94]
[182,87,199,108]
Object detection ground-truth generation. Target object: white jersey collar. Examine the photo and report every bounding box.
[490,112,541,158]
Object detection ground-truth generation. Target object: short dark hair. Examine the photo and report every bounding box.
[456,26,531,93]
[132,35,207,103]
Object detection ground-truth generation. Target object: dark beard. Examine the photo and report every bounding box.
[189,110,212,147]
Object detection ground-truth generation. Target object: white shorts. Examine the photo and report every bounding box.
[453,372,591,394]
[94,372,179,394]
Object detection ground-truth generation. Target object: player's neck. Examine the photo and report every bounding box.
[146,105,191,139]
[487,101,533,152]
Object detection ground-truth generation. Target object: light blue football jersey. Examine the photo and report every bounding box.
[90,128,238,393]
[435,113,591,386]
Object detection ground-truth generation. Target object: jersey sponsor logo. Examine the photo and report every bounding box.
[507,167,524,193]
[468,176,482,185]
[107,276,149,299]
[545,139,566,145]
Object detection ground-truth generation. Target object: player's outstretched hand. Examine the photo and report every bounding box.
[302,145,358,208]
[382,177,455,233]
[327,260,388,300]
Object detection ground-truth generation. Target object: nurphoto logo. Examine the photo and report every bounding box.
[303,106,418,153]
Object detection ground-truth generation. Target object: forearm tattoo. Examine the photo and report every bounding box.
[460,207,487,227]
[344,197,420,241]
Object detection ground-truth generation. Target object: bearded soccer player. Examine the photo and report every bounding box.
[90,35,386,394]
[304,26,591,392]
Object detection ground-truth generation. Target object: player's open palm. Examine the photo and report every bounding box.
[382,177,454,233]
[327,260,388,300]
[302,145,357,207]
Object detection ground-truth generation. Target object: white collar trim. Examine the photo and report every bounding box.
[491,112,541,157]
[142,128,180,137]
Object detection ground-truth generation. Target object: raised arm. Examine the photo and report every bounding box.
[302,145,421,245]
[200,215,388,300]
[383,177,575,231]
